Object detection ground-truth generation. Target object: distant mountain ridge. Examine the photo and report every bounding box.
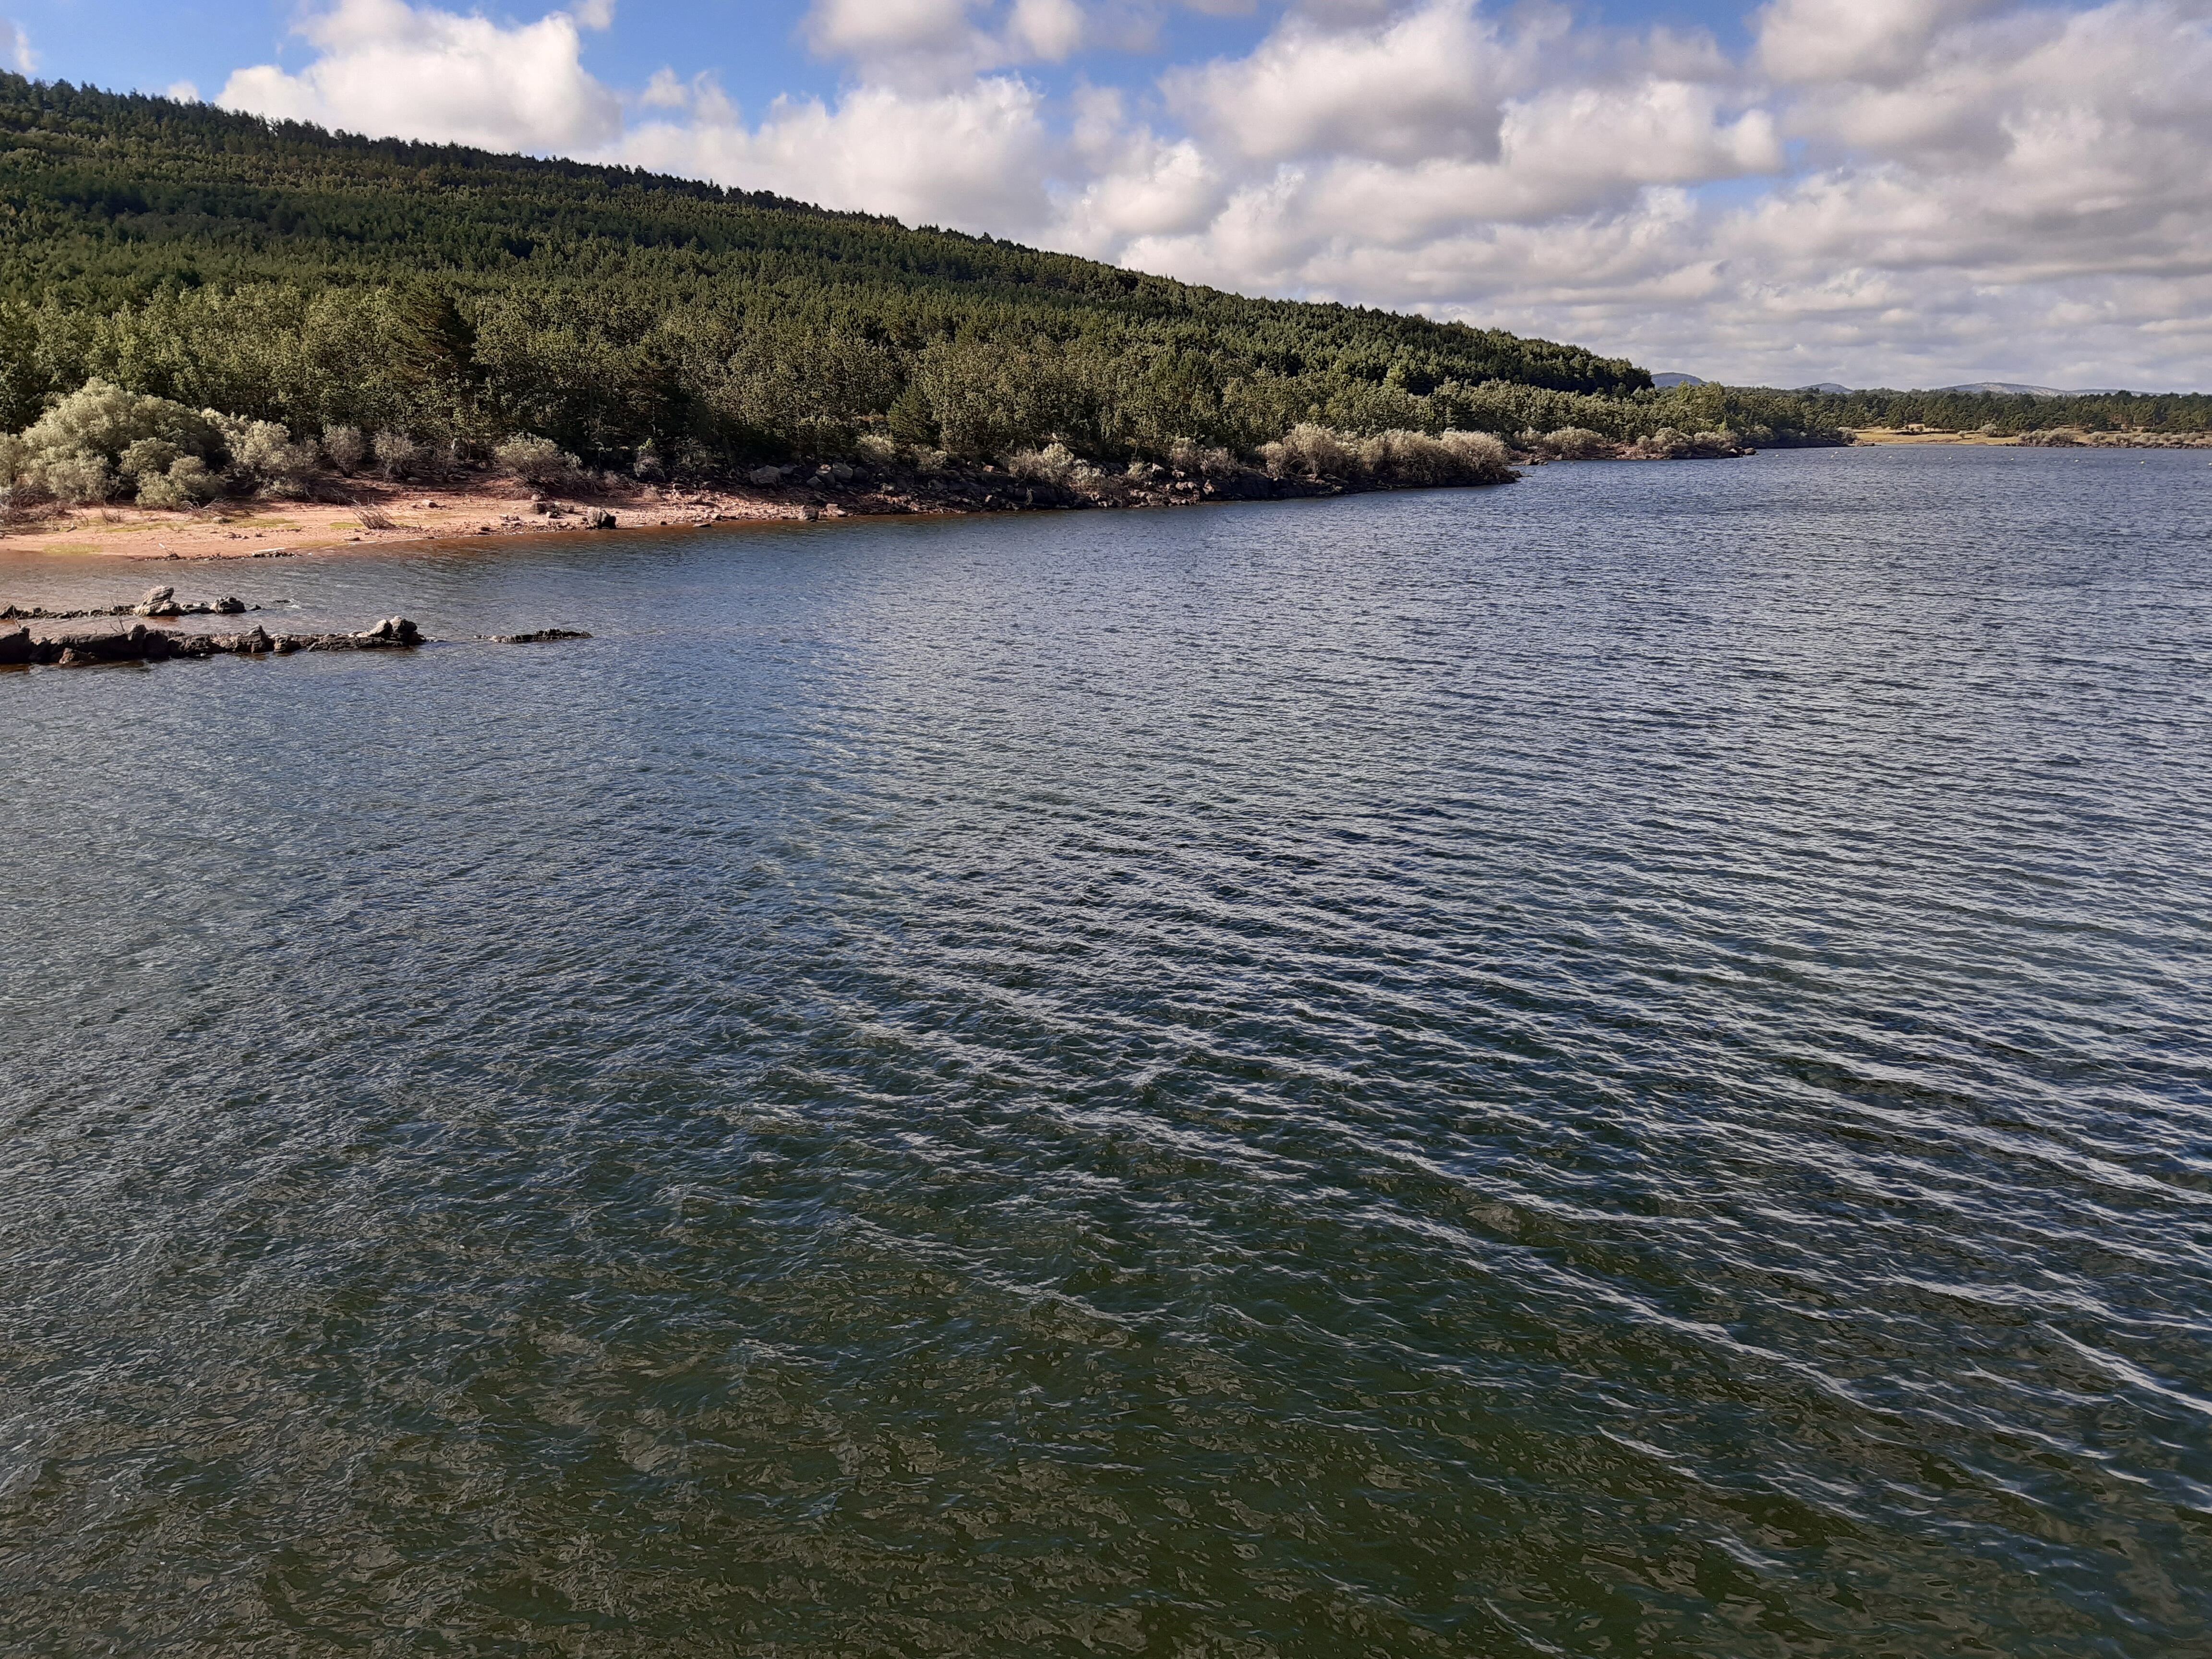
[1655,375,2146,397]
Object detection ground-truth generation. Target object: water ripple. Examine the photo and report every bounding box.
[2,446,2209,1655]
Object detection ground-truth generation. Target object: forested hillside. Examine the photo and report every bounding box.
[0,74,1666,470]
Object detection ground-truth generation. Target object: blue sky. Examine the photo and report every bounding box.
[6,0,2208,390]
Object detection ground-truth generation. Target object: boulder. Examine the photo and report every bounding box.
[203,626,274,655]
[0,626,30,665]
[47,624,177,664]
[132,585,182,617]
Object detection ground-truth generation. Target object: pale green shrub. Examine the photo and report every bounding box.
[1008,442,1079,485]
[494,433,579,486]
[209,414,322,494]
[135,456,220,509]
[1530,426,1613,460]
[1164,436,1232,475]
[1357,430,1462,485]
[1625,427,1737,459]
[120,437,180,480]
[1266,423,1356,480]
[321,425,369,473]
[373,430,432,480]
[0,378,224,504]
[1439,429,1515,481]
[40,451,115,505]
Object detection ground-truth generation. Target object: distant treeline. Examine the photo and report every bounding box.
[0,75,1865,473]
[1768,387,2212,436]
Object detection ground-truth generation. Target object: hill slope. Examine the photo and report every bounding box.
[0,74,1648,465]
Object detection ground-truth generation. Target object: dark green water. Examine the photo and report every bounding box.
[2,447,2208,1656]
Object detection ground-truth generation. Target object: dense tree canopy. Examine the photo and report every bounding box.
[11,75,2183,476]
[0,74,1664,468]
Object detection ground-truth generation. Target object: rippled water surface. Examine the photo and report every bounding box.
[3,446,2209,1656]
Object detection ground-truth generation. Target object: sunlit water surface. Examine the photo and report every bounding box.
[2,446,2208,1656]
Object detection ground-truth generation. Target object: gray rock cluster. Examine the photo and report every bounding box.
[130,585,248,617]
[0,616,421,667]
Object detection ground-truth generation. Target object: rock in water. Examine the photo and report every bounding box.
[133,585,181,617]
[487,628,592,644]
[0,626,30,665]
[48,624,177,664]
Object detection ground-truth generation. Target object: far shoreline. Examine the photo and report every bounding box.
[1848,426,2212,448]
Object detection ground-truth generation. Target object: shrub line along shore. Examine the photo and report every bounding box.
[0,380,1777,562]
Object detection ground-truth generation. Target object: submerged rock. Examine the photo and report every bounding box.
[20,616,424,666]
[486,628,592,644]
[48,623,179,664]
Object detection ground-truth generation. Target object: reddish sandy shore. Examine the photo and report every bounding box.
[0,476,841,562]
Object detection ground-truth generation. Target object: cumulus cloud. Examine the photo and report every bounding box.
[1756,0,2004,86]
[206,0,2212,387]
[218,0,623,153]
[1097,0,2212,386]
[802,0,1090,87]
[624,76,1057,233]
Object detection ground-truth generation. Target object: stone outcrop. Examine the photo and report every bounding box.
[131,586,248,618]
[4,594,251,623]
[2,617,422,667]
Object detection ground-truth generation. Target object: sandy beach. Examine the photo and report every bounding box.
[0,475,847,563]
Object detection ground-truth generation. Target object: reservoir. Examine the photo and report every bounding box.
[2,445,2207,1654]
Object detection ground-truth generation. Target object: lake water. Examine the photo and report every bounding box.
[3,446,2208,1656]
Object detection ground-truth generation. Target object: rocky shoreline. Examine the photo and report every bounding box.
[2,586,255,621]
[0,612,423,667]
[0,585,609,667]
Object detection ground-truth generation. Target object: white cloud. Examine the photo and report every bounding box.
[201,0,2212,388]
[218,0,622,153]
[1756,0,2003,86]
[1166,0,1528,165]
[801,0,1091,88]
[1,18,34,74]
[623,77,1056,235]
[1084,0,2212,386]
